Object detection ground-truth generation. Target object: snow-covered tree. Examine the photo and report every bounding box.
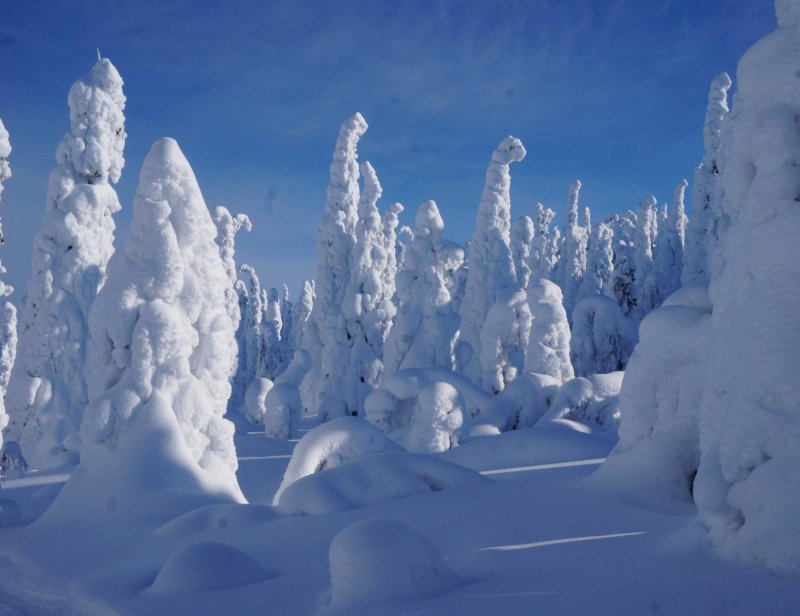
[608,211,638,317]
[385,200,462,375]
[525,279,574,383]
[0,118,15,451]
[291,280,314,352]
[6,58,126,466]
[262,286,283,379]
[633,195,660,316]
[580,221,614,299]
[570,295,635,377]
[237,264,265,399]
[479,288,531,393]
[653,179,687,300]
[682,73,732,287]
[528,203,557,282]
[79,137,243,502]
[558,181,589,321]
[510,215,534,289]
[212,206,251,332]
[459,136,526,385]
[301,113,367,419]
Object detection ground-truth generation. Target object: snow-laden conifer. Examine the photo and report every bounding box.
[634,196,659,316]
[653,180,687,300]
[528,203,557,282]
[459,136,526,385]
[510,215,534,289]
[6,58,126,466]
[301,113,367,419]
[0,119,15,450]
[580,221,614,299]
[212,206,251,332]
[80,137,242,501]
[525,279,574,383]
[558,181,588,321]
[682,73,732,286]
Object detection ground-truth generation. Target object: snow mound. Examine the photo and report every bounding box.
[472,371,560,433]
[263,383,301,440]
[0,499,22,526]
[407,382,465,453]
[272,417,402,505]
[155,504,279,538]
[276,451,487,516]
[244,378,274,424]
[541,372,624,429]
[328,519,459,611]
[149,541,270,594]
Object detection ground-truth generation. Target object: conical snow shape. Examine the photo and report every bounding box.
[47,138,245,522]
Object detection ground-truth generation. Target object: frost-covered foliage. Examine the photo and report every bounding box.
[608,211,638,317]
[384,200,462,375]
[342,161,398,412]
[682,73,732,287]
[406,381,465,453]
[459,136,526,385]
[6,58,126,466]
[558,181,589,320]
[0,118,14,450]
[479,289,531,393]
[580,221,614,298]
[571,295,635,377]
[302,113,367,420]
[78,137,242,501]
[653,180,687,301]
[525,279,574,383]
[634,195,660,316]
[263,382,301,440]
[327,519,459,611]
[540,372,624,429]
[692,9,800,575]
[276,451,486,516]
[510,215,534,289]
[528,203,558,282]
[273,416,402,505]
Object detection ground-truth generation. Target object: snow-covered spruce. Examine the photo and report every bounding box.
[510,215,534,289]
[633,195,660,317]
[235,264,265,409]
[608,211,638,317]
[261,286,283,379]
[68,137,244,509]
[525,279,574,383]
[384,200,462,376]
[682,73,732,287]
[580,220,614,299]
[558,180,589,321]
[570,295,635,377]
[341,161,397,413]
[263,382,301,440]
[459,136,526,388]
[479,288,531,393]
[0,118,14,451]
[301,113,367,419]
[653,180,687,301]
[539,371,624,429]
[693,7,800,576]
[212,205,251,331]
[5,58,126,467]
[406,381,465,454]
[244,377,273,424]
[528,202,558,282]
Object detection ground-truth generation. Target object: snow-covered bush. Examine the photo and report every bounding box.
[525,279,574,383]
[327,519,459,611]
[272,416,402,505]
[540,372,624,429]
[244,377,274,424]
[6,57,126,467]
[471,371,560,433]
[406,381,465,453]
[53,137,245,514]
[263,382,301,440]
[479,289,531,393]
[276,451,487,515]
[459,136,526,385]
[570,295,635,377]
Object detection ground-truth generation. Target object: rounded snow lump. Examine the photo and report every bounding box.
[328,519,459,610]
[150,541,269,594]
[0,500,22,526]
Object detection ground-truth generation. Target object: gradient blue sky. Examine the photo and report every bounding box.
[0,0,776,299]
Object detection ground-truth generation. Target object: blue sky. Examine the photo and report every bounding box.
[0,0,776,299]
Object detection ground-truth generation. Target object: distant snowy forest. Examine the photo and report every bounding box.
[0,1,798,613]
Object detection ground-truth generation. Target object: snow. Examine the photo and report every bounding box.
[524,279,574,383]
[243,377,273,424]
[540,372,624,429]
[263,382,302,440]
[276,451,487,516]
[406,381,465,453]
[327,518,460,612]
[570,295,635,377]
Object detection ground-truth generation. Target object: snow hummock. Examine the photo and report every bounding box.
[327,518,460,612]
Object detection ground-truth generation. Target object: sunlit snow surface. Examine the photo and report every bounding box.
[0,413,798,615]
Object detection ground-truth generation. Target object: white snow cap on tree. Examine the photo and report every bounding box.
[302,113,368,419]
[692,6,800,575]
[460,135,526,385]
[81,137,242,501]
[5,57,126,467]
[525,279,574,383]
[683,73,732,287]
[559,180,589,321]
[384,200,462,375]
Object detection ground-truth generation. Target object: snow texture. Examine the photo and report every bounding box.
[510,215,534,289]
[472,371,560,432]
[327,518,459,612]
[479,288,531,393]
[75,137,243,507]
[263,382,301,440]
[276,451,487,515]
[525,279,574,383]
[244,377,274,424]
[272,416,402,505]
[5,58,126,467]
[459,136,526,386]
[653,180,687,300]
[0,119,14,451]
[540,372,624,429]
[570,295,635,377]
[406,381,465,453]
[558,180,588,321]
